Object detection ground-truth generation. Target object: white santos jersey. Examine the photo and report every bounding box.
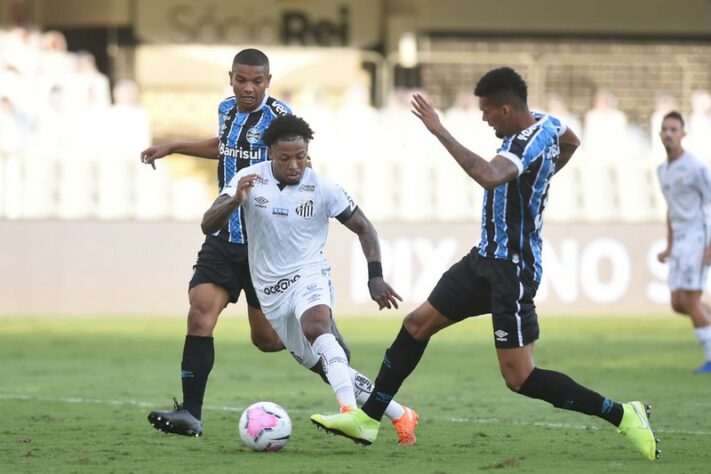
[657,151,711,234]
[221,160,356,312]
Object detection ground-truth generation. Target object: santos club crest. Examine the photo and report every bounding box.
[296,200,314,218]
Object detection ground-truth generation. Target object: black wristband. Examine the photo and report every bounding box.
[367,261,383,279]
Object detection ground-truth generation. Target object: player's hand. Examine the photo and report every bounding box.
[703,247,711,265]
[411,92,443,135]
[140,144,173,170]
[367,277,403,310]
[235,174,263,204]
[657,247,671,263]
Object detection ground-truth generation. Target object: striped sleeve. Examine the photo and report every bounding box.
[533,111,567,136]
[498,126,546,176]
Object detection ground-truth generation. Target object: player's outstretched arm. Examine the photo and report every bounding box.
[201,173,261,234]
[554,128,580,174]
[410,92,516,189]
[140,137,220,169]
[340,208,403,310]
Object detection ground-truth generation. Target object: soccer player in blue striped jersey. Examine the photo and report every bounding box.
[311,67,660,460]
[142,49,340,437]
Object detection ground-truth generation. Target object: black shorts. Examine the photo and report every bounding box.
[188,235,261,308]
[428,248,539,349]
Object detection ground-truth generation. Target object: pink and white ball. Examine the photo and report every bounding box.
[238,401,292,452]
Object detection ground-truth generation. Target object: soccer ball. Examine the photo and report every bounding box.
[238,401,292,452]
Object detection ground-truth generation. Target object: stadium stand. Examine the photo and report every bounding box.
[1,28,710,223]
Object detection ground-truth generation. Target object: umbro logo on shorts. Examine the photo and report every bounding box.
[494,330,508,341]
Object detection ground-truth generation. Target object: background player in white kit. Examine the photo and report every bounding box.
[656,110,711,374]
[201,115,420,445]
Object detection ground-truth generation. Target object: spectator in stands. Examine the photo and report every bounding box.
[73,51,111,109]
[583,89,628,162]
[545,93,581,136]
[295,86,334,168]
[446,90,496,152]
[0,93,30,217]
[686,90,711,164]
[97,79,152,219]
[39,30,73,77]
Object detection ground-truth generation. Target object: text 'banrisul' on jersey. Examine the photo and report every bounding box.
[215,95,291,244]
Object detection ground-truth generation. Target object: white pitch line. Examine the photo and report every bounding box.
[2,393,710,436]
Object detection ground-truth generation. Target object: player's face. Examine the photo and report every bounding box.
[479,96,511,138]
[229,64,271,113]
[270,138,309,185]
[659,117,685,150]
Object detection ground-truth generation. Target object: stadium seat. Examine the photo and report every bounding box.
[57,156,96,219]
[22,158,58,218]
[614,158,658,222]
[134,166,171,220]
[574,154,617,221]
[96,160,134,219]
[546,164,580,222]
[169,177,212,221]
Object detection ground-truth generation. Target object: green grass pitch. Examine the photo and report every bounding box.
[1,315,710,473]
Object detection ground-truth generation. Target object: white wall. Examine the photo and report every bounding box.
[0,220,677,317]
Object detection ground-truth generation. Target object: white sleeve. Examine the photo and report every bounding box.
[698,164,711,204]
[322,177,355,218]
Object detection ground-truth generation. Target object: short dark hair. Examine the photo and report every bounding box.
[232,48,269,69]
[263,115,314,146]
[662,110,685,128]
[474,67,528,108]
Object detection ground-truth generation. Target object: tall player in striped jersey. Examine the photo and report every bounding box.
[141,49,331,437]
[201,115,420,445]
[656,111,711,373]
[311,67,660,460]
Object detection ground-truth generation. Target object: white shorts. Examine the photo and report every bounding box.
[264,272,335,369]
[668,229,711,292]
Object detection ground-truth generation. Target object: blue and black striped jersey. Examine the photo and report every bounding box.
[215,95,291,243]
[478,113,565,284]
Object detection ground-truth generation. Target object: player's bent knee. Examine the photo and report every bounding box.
[671,296,691,315]
[501,372,525,392]
[403,313,434,340]
[671,303,687,315]
[187,305,219,336]
[301,320,332,343]
[251,333,284,352]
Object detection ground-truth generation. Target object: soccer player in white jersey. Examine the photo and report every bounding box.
[142,49,352,438]
[201,115,420,445]
[656,111,711,374]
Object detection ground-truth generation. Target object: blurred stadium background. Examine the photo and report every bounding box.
[1,0,711,316]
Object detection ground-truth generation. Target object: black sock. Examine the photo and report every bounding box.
[518,367,623,426]
[180,335,214,420]
[361,326,429,421]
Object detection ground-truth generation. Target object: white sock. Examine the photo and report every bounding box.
[349,367,406,421]
[695,325,711,361]
[312,333,356,407]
